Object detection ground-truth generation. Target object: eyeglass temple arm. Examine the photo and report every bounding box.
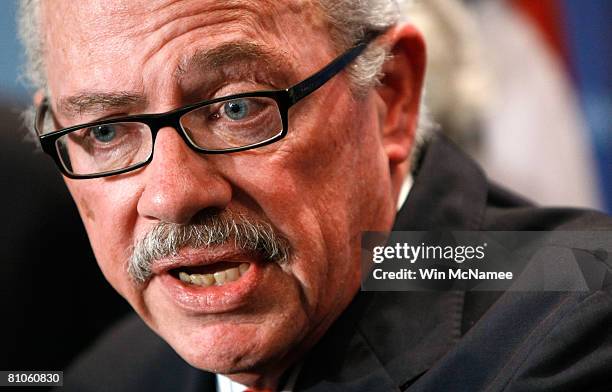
[286,31,382,106]
[35,98,50,136]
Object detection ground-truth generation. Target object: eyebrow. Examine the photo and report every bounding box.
[175,41,296,83]
[56,91,146,118]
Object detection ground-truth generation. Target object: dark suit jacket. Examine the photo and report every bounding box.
[60,136,612,391]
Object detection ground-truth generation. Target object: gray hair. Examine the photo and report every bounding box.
[18,0,431,165]
[128,209,290,284]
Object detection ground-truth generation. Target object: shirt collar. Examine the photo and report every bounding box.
[216,362,303,392]
[397,175,414,212]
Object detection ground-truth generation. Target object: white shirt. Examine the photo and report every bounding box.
[216,362,302,392]
[397,174,414,212]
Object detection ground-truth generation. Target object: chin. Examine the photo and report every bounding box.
[163,320,299,375]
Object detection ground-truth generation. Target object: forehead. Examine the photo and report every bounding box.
[42,0,321,41]
[41,0,331,110]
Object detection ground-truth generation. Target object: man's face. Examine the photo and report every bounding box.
[42,0,404,378]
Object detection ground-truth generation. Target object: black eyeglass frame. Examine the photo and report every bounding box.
[36,31,382,179]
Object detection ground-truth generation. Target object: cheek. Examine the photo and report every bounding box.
[224,94,392,315]
[67,178,141,296]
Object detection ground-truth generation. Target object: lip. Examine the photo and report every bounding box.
[152,247,263,314]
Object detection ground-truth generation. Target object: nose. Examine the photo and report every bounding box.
[137,127,232,224]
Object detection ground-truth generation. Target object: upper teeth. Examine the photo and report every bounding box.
[179,263,250,287]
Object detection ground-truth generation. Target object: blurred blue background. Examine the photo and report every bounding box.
[562,0,612,213]
[0,0,26,102]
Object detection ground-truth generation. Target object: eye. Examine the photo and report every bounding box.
[223,99,250,121]
[90,124,117,143]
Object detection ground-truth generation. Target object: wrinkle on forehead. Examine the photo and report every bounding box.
[174,41,294,80]
[44,0,322,44]
[43,0,331,111]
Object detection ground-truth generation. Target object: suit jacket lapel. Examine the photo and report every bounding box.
[395,134,488,232]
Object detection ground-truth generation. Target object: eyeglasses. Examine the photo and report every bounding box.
[36,32,381,179]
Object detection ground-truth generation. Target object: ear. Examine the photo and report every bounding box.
[33,89,45,107]
[376,24,426,168]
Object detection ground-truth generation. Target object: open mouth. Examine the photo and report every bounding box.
[170,261,251,287]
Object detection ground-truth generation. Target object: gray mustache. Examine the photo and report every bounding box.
[128,210,291,283]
